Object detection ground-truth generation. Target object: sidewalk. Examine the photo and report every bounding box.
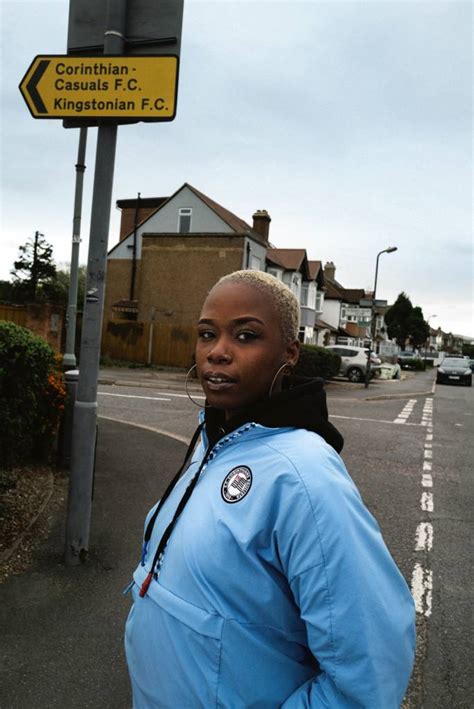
[0,418,188,709]
[99,365,437,401]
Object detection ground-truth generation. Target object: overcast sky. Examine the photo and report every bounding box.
[1,0,472,336]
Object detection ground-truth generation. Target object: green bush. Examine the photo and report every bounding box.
[0,321,65,468]
[293,344,341,380]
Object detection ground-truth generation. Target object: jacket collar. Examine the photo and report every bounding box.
[201,375,344,453]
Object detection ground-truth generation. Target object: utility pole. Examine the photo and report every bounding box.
[65,0,127,565]
[63,127,88,369]
[364,246,398,389]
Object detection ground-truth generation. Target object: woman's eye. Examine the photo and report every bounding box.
[236,331,258,342]
[198,330,215,340]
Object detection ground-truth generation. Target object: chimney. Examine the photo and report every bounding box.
[252,210,271,242]
[324,261,336,281]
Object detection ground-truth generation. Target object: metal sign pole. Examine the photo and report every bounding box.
[65,0,127,565]
[63,126,88,369]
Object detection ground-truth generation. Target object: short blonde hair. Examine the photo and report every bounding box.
[212,270,300,344]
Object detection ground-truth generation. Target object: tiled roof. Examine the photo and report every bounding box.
[116,197,168,209]
[315,318,338,332]
[324,279,344,299]
[308,260,321,279]
[266,249,307,271]
[187,184,254,235]
[114,183,269,248]
[342,288,365,304]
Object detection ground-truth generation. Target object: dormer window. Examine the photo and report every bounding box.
[178,208,192,233]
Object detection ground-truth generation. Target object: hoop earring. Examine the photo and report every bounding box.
[185,364,210,408]
[268,362,290,398]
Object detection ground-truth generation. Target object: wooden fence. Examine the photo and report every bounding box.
[0,304,27,326]
[101,320,196,368]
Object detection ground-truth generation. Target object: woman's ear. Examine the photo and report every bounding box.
[285,340,300,369]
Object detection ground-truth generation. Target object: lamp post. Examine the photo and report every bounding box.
[365,246,398,389]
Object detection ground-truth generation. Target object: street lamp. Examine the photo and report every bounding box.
[365,246,398,388]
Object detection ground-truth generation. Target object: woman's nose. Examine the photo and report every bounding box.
[207,339,232,363]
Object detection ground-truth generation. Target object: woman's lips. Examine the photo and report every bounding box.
[203,373,237,391]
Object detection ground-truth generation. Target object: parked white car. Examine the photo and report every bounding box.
[325,345,381,383]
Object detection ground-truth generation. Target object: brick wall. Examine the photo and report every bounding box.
[103,260,141,319]
[137,235,245,324]
[119,206,158,241]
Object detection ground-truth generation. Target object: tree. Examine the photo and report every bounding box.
[385,293,430,349]
[11,232,56,301]
[406,306,430,348]
[41,264,87,310]
[385,292,413,348]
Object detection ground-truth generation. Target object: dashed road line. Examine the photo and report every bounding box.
[421,492,434,512]
[415,522,433,551]
[411,397,435,618]
[411,564,433,617]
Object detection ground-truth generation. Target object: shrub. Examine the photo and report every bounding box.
[0,322,65,468]
[293,344,341,380]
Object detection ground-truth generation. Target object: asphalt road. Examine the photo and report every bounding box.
[96,372,473,708]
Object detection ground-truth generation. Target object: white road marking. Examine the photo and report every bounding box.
[424,449,433,459]
[99,388,206,401]
[393,399,417,424]
[332,414,423,426]
[426,433,433,441]
[424,443,432,449]
[421,492,434,512]
[98,392,172,402]
[422,474,433,487]
[423,461,432,471]
[411,564,433,617]
[415,522,433,551]
[98,415,191,445]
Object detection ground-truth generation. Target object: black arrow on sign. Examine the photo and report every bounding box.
[26,59,49,114]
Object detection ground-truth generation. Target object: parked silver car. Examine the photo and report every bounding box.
[325,345,381,383]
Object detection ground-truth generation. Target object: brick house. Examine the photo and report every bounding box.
[102,183,328,365]
[104,183,269,327]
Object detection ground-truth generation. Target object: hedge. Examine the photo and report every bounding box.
[0,321,65,468]
[293,344,341,380]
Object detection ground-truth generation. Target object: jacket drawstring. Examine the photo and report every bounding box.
[139,422,211,597]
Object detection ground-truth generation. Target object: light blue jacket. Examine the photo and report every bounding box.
[125,421,415,708]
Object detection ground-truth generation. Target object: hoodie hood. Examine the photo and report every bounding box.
[204,375,344,453]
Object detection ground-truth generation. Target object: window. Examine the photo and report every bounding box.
[267,268,282,280]
[300,284,309,307]
[290,273,300,298]
[178,207,192,233]
[250,255,261,270]
[315,291,323,313]
[300,283,316,309]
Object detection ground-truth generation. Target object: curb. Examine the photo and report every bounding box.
[362,390,435,401]
[98,377,202,393]
[0,469,55,565]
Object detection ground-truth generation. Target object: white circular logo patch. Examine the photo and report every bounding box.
[221,466,252,504]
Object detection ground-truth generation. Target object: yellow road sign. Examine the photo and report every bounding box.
[19,55,178,120]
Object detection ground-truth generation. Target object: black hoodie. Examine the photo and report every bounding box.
[204,375,344,453]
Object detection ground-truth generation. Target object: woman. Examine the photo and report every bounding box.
[125,270,415,708]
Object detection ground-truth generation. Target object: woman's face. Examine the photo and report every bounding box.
[195,281,299,418]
